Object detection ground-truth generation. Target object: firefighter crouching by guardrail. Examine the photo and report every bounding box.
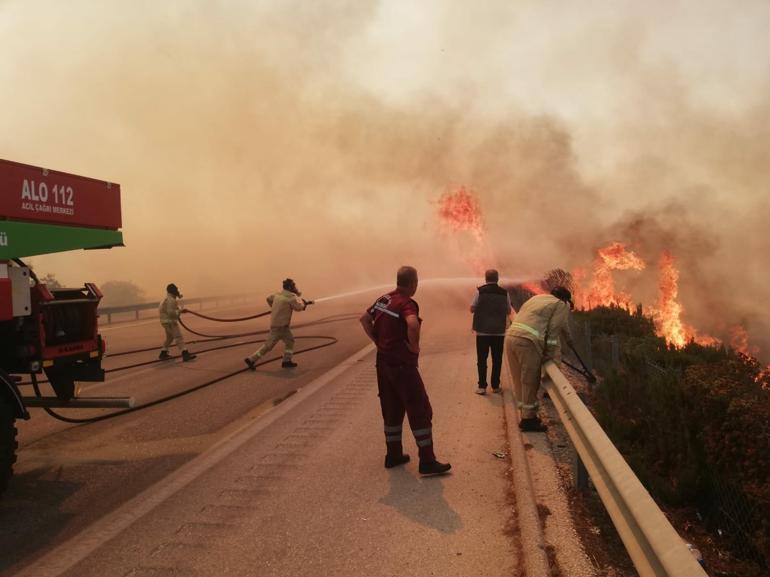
[244,278,313,370]
[505,286,574,432]
[159,283,197,362]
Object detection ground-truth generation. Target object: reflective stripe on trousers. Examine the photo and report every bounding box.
[384,424,402,442]
[516,400,539,410]
[412,427,433,447]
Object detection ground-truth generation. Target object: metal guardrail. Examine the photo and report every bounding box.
[98,293,254,323]
[542,360,708,577]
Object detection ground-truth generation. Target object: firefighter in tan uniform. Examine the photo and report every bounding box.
[505,286,574,432]
[244,278,313,370]
[158,283,197,362]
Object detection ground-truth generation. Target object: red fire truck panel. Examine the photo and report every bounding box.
[0,159,121,230]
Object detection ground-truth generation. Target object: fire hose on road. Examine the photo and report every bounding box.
[29,306,355,425]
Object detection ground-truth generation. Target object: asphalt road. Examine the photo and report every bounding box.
[1,288,377,574]
[1,280,496,576]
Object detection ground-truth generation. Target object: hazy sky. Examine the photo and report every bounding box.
[2,1,768,348]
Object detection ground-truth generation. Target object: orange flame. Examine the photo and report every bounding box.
[436,186,494,274]
[728,325,759,357]
[651,251,690,348]
[650,252,721,348]
[575,242,645,308]
[522,281,546,295]
[728,326,770,386]
[574,244,721,348]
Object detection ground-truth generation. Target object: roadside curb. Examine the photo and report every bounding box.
[501,371,551,577]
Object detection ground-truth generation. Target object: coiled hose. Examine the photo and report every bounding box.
[31,307,358,425]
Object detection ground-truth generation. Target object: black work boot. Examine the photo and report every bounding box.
[384,454,410,469]
[519,417,547,432]
[158,350,171,361]
[282,360,298,368]
[244,358,256,371]
[182,350,197,362]
[419,460,452,476]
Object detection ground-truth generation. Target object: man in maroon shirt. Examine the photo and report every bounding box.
[359,266,451,476]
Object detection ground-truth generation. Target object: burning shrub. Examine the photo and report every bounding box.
[507,284,537,311]
[577,305,769,570]
[543,268,574,293]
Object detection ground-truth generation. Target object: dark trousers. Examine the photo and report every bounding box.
[476,335,504,389]
[376,358,436,463]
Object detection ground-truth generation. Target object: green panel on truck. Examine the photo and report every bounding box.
[0,221,123,259]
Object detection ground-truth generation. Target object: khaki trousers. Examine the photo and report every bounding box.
[161,322,185,352]
[504,335,543,419]
[249,326,295,362]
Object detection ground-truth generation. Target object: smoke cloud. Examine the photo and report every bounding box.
[1,1,768,354]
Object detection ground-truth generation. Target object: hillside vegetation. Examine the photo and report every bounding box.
[573,306,769,576]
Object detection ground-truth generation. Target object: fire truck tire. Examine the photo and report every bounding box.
[0,398,17,496]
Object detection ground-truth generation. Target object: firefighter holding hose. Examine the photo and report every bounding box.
[158,283,197,362]
[245,278,313,370]
[505,286,574,432]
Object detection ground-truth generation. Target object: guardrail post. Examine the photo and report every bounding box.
[135,310,139,320]
[575,454,589,491]
[575,391,590,491]
[107,312,112,324]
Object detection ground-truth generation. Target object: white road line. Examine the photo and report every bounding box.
[13,343,375,577]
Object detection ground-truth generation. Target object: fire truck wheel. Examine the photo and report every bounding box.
[0,398,17,496]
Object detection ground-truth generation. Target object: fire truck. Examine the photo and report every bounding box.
[0,159,130,496]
